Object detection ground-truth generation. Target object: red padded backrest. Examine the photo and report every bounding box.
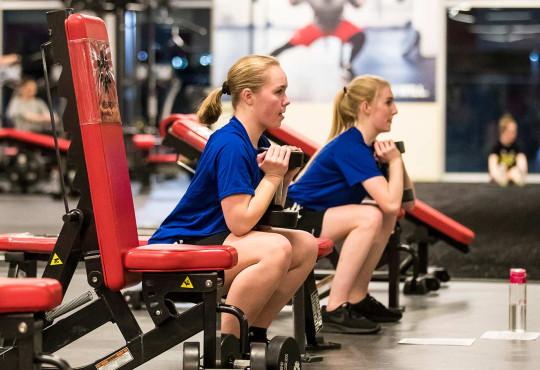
[66,14,139,291]
[0,128,70,152]
[407,200,475,245]
[267,125,320,158]
[168,115,212,153]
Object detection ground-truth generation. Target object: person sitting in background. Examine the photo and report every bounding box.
[0,53,20,66]
[6,77,50,132]
[287,75,415,334]
[488,114,528,187]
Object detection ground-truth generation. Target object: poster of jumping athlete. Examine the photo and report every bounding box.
[212,0,436,102]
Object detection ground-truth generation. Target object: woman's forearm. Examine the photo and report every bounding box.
[223,175,281,236]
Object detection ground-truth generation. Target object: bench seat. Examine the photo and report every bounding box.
[316,238,333,259]
[125,244,238,272]
[0,128,70,152]
[0,277,62,314]
[0,233,151,253]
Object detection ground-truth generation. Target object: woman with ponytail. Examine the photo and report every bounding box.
[148,55,318,343]
[287,75,415,334]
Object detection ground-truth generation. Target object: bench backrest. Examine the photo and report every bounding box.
[66,14,139,290]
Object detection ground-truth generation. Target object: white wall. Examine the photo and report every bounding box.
[274,0,447,182]
[281,101,445,182]
[212,0,448,181]
[213,0,540,182]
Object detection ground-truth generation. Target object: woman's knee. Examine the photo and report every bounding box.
[260,234,293,270]
[294,230,319,263]
[353,206,383,233]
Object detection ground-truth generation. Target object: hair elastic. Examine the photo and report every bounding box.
[222,81,231,95]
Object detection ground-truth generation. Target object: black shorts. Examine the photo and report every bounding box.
[285,198,326,237]
[179,230,230,246]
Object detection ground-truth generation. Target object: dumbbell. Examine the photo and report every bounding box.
[183,335,301,370]
[375,141,414,201]
[376,140,405,175]
[258,148,304,228]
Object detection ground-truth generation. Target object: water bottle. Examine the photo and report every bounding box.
[509,268,527,332]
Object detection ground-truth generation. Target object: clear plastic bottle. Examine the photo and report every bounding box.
[509,268,527,332]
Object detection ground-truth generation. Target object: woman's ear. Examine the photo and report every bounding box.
[240,88,254,105]
[359,100,371,115]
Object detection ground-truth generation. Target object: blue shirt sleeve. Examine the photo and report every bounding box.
[216,141,257,200]
[336,143,382,186]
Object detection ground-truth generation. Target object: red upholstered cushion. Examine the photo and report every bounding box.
[267,125,320,158]
[168,115,212,153]
[0,128,70,152]
[0,233,152,254]
[407,200,474,245]
[0,233,56,253]
[66,14,140,291]
[132,134,156,150]
[125,244,238,272]
[316,238,333,259]
[159,113,193,139]
[0,277,62,314]
[147,153,178,163]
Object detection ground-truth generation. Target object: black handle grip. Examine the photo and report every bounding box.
[258,147,304,169]
[395,141,405,154]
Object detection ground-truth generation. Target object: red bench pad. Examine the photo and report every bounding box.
[267,125,320,158]
[0,233,151,254]
[407,200,474,246]
[316,238,333,259]
[166,115,212,153]
[125,244,238,272]
[132,134,156,150]
[0,277,62,314]
[0,128,70,152]
[147,153,178,163]
[0,233,58,253]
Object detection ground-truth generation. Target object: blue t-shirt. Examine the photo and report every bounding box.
[148,116,271,244]
[288,127,382,211]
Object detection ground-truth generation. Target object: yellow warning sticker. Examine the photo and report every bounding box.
[50,253,63,265]
[181,276,194,289]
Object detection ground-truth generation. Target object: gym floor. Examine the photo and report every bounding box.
[1,174,539,369]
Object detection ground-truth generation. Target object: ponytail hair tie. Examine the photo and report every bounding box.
[222,81,231,95]
[343,86,347,94]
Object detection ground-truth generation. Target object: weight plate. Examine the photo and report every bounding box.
[250,342,267,370]
[267,336,301,370]
[220,334,241,368]
[183,342,200,370]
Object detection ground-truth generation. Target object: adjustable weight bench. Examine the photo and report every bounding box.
[0,277,71,369]
[2,10,284,369]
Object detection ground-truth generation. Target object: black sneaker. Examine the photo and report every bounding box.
[351,294,402,323]
[321,303,381,334]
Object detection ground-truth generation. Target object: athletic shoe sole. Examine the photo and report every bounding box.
[322,322,381,334]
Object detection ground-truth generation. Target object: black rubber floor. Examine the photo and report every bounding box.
[407,182,540,280]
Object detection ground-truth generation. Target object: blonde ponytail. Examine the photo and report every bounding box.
[197,88,224,125]
[297,75,389,179]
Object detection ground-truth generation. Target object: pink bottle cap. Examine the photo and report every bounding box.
[510,268,527,284]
